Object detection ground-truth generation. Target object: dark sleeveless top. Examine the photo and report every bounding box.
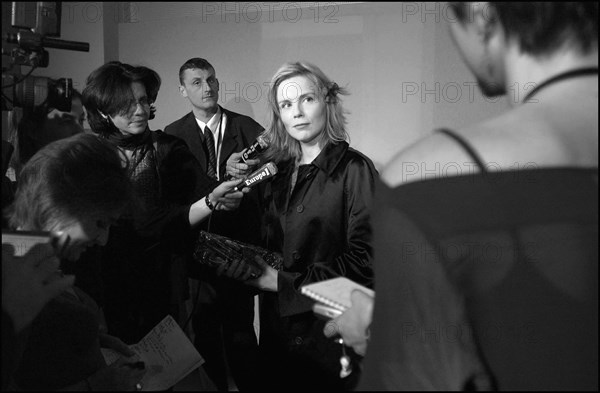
[359,129,598,390]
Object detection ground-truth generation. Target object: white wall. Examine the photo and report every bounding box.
[21,2,509,169]
[118,2,508,169]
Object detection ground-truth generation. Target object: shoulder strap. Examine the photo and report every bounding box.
[437,128,488,173]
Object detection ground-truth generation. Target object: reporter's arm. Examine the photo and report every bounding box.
[324,289,374,356]
[187,179,248,227]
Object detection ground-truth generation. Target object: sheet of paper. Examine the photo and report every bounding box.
[101,315,204,391]
[2,231,51,256]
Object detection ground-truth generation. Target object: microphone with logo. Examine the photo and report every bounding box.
[241,135,269,163]
[224,135,269,180]
[233,161,278,192]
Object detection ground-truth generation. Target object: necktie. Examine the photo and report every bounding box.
[204,126,217,180]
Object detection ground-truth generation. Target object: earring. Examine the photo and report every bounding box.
[99,112,111,125]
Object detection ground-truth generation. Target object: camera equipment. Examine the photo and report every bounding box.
[2,2,89,112]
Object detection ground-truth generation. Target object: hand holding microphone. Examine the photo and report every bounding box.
[233,161,278,192]
[226,135,268,179]
[196,162,277,218]
[209,178,249,212]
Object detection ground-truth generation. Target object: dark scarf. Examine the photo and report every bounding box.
[103,128,153,150]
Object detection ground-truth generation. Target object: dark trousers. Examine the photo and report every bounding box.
[192,276,260,391]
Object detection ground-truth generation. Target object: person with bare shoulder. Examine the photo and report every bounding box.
[328,2,598,390]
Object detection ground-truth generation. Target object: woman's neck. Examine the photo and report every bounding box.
[299,141,323,165]
[504,46,598,107]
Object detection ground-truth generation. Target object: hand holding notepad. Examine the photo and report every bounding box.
[101,315,204,391]
[301,277,375,314]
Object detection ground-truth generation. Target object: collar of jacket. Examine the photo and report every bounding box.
[311,140,349,176]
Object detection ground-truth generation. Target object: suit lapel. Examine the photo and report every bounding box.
[182,112,207,173]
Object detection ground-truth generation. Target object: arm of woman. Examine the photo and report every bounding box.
[136,137,248,239]
[187,179,248,227]
[323,289,374,356]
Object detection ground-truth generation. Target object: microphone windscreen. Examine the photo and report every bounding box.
[241,135,269,163]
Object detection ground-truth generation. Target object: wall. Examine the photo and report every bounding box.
[9,2,509,168]
[118,2,508,169]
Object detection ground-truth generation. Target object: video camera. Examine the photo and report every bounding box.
[2,2,89,112]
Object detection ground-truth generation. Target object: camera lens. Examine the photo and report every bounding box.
[13,76,72,111]
[48,78,72,112]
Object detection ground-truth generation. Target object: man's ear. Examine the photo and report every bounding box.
[215,78,220,91]
[179,84,188,98]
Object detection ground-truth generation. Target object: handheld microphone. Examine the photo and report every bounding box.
[234,162,278,191]
[241,135,269,163]
[223,135,269,181]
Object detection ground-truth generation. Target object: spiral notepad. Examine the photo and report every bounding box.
[301,277,374,311]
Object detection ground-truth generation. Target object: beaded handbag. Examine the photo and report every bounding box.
[193,231,283,278]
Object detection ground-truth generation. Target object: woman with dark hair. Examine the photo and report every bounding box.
[330,2,598,390]
[82,61,246,343]
[5,133,146,390]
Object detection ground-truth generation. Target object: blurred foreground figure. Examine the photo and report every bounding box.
[330,2,598,390]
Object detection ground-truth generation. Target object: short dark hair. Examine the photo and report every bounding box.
[178,58,215,85]
[450,2,598,56]
[83,61,161,136]
[7,133,133,231]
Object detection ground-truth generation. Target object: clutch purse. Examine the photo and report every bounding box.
[193,231,283,279]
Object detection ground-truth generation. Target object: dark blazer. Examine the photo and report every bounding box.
[164,108,265,275]
[164,108,264,180]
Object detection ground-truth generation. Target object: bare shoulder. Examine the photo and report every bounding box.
[381,108,527,187]
[381,125,492,187]
[383,102,597,188]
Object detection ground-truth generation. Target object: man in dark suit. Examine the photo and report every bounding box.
[164,58,263,391]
